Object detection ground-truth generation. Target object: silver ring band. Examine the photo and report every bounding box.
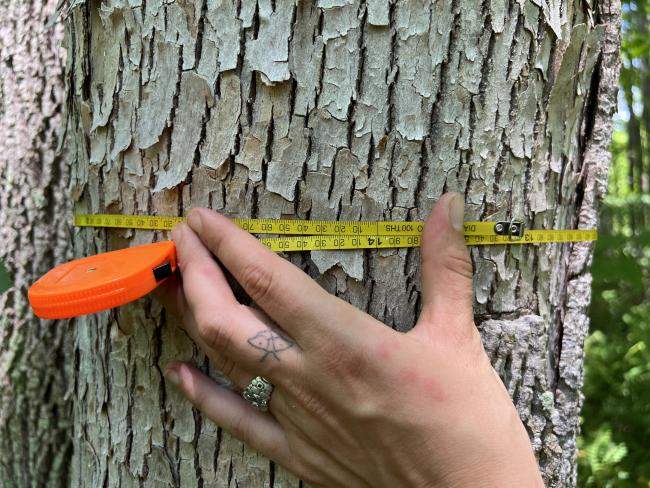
[242,376,274,412]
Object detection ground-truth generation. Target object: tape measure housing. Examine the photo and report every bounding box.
[29,241,177,319]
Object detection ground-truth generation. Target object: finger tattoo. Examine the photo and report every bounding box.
[247,328,295,362]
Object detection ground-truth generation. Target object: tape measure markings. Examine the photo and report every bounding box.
[258,234,422,252]
[74,214,536,236]
[73,213,597,252]
[75,214,426,236]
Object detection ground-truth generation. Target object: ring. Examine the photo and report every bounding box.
[242,376,274,412]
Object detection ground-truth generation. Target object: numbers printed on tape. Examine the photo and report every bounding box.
[74,213,597,252]
[258,234,423,252]
[76,214,424,236]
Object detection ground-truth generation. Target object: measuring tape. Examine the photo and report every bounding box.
[28,214,597,319]
[74,213,597,252]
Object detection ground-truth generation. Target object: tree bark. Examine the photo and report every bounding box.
[0,0,72,485]
[63,0,620,486]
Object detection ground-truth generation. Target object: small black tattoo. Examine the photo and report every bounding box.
[247,329,295,362]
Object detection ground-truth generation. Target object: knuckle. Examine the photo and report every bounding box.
[190,383,210,411]
[351,397,383,424]
[217,357,236,380]
[240,262,274,303]
[197,315,233,355]
[317,343,365,379]
[230,411,251,442]
[441,252,474,280]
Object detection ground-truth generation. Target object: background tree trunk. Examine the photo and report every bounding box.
[63,0,620,486]
[0,0,71,485]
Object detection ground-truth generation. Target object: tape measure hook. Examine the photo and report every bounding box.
[494,220,524,241]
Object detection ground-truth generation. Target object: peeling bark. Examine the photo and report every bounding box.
[0,0,72,485]
[63,0,620,486]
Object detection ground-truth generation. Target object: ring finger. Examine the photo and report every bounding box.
[160,278,291,422]
[158,231,302,384]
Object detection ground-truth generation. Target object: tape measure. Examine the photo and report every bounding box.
[29,241,177,319]
[28,213,596,319]
[74,213,597,252]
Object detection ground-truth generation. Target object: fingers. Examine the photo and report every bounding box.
[184,208,364,344]
[164,362,293,467]
[414,193,474,335]
[171,224,301,379]
[171,221,237,312]
[156,278,264,389]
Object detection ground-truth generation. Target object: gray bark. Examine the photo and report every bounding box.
[61,0,620,486]
[0,0,72,485]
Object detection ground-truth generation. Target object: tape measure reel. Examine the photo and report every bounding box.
[29,241,176,319]
[28,213,597,319]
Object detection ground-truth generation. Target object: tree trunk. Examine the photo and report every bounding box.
[0,0,72,485]
[63,0,620,486]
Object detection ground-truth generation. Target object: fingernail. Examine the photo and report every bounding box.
[187,210,203,234]
[165,366,180,386]
[448,193,465,232]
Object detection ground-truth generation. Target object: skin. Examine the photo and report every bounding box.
[159,193,544,487]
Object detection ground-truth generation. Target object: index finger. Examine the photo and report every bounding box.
[185,208,364,343]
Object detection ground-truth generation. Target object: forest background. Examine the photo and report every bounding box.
[577,0,650,485]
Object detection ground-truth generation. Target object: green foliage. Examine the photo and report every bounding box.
[607,131,631,197]
[579,194,650,485]
[0,260,11,293]
[578,0,650,482]
[621,0,650,65]
[579,426,629,487]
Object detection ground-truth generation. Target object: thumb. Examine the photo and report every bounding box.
[414,192,474,336]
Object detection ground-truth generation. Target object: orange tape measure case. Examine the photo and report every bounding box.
[28,241,177,319]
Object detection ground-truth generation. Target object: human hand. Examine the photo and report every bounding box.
[160,193,543,487]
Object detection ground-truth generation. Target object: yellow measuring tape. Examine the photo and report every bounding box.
[74,213,597,252]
